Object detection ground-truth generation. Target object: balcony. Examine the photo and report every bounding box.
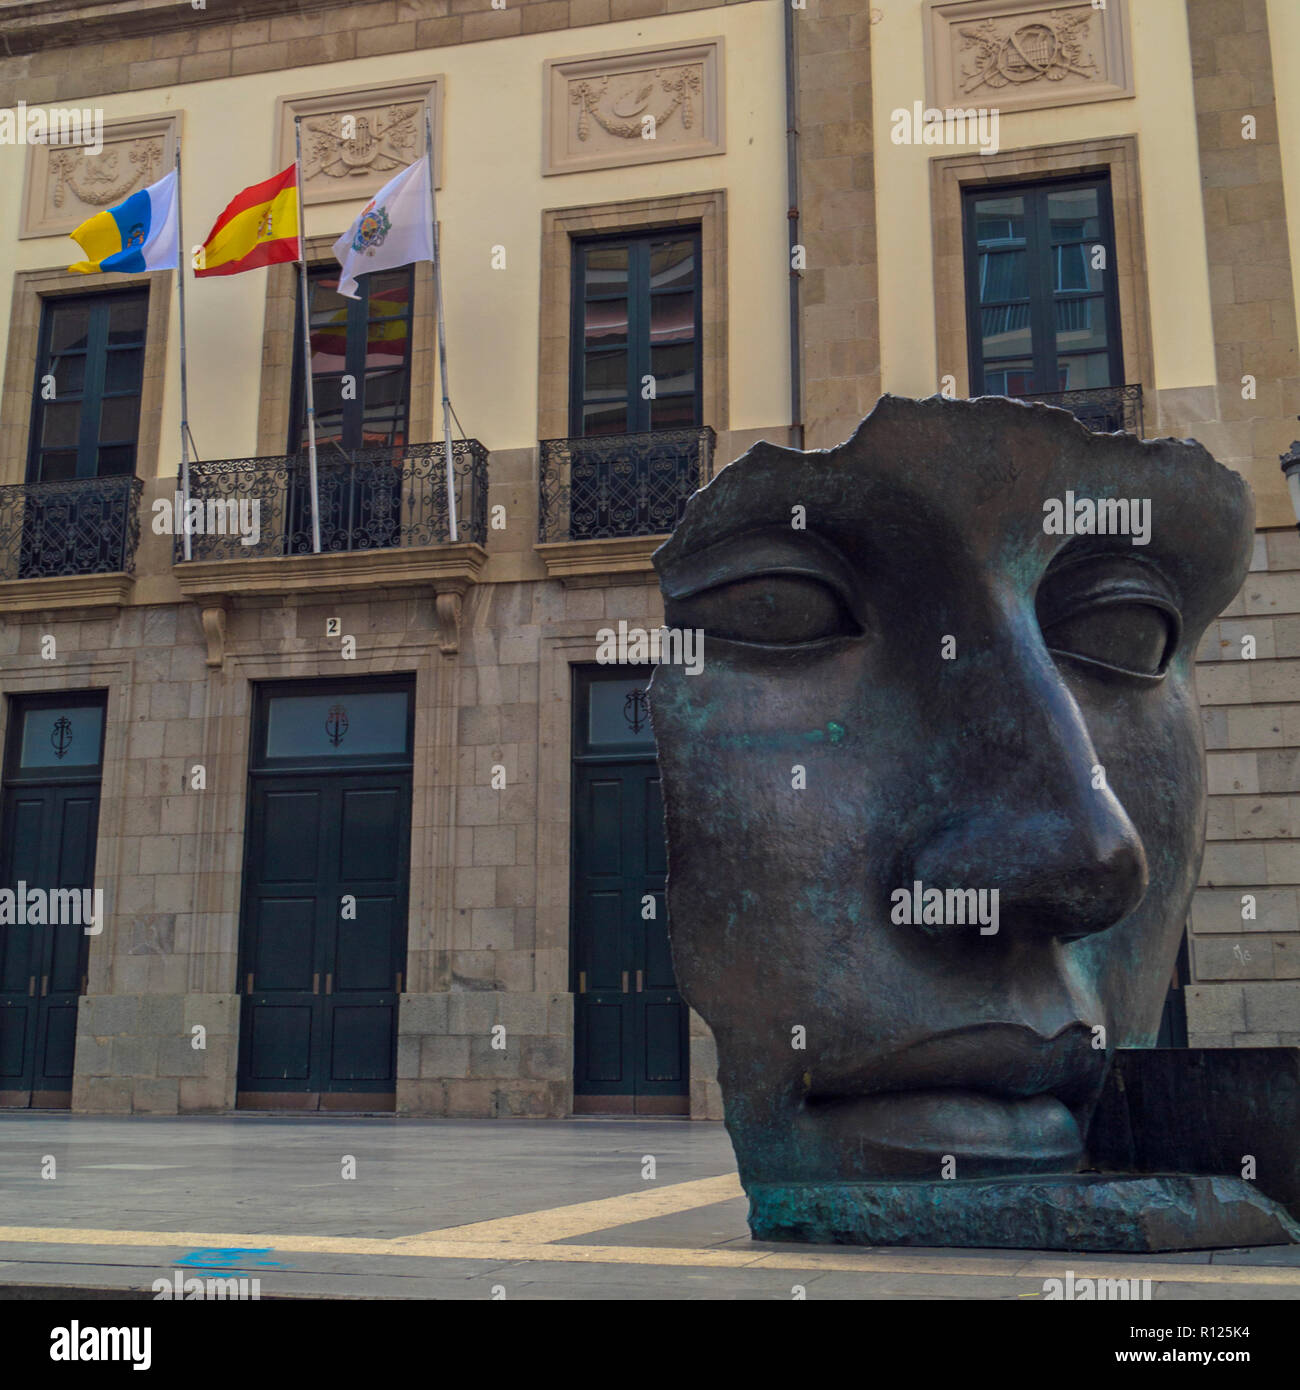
[176,440,488,561]
[1014,384,1144,436]
[536,427,715,586]
[171,441,490,660]
[0,474,142,611]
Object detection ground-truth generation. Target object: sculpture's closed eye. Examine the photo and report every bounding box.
[670,573,861,646]
[1043,601,1177,680]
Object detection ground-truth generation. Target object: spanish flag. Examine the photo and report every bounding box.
[195,164,299,277]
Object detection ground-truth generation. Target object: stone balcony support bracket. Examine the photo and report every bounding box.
[199,601,229,669]
[433,581,470,656]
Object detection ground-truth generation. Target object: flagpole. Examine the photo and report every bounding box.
[174,142,193,562]
[294,116,322,554]
[424,105,459,544]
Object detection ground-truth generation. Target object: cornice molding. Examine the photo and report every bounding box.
[534,535,665,588]
[0,570,134,612]
[173,541,488,656]
[0,0,342,56]
[173,541,488,603]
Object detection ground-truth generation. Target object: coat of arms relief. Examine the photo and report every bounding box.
[957,10,1099,94]
[924,0,1130,118]
[301,103,422,182]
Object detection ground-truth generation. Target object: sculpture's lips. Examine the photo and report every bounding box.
[802,1023,1100,1168]
[803,1090,1084,1168]
[808,1021,1103,1109]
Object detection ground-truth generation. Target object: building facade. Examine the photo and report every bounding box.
[0,0,1295,1117]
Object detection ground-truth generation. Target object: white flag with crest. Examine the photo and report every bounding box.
[332,155,434,300]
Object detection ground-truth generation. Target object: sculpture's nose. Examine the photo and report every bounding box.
[907,607,1148,942]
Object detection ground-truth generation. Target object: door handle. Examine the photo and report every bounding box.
[621,971,629,993]
[40,975,48,997]
[325,973,333,995]
[246,972,254,994]
[28,976,35,997]
[312,973,320,995]
[395,971,403,994]
[578,971,586,994]
[636,970,643,993]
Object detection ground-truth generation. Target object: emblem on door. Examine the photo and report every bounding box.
[50,716,73,760]
[325,703,349,747]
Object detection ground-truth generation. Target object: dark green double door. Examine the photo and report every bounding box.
[0,784,98,1105]
[0,695,105,1107]
[572,669,687,1113]
[237,772,410,1107]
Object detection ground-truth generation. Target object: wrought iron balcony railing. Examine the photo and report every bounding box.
[174,440,489,562]
[538,427,715,543]
[0,473,143,580]
[1014,384,1144,436]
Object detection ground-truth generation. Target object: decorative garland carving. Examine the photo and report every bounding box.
[301,103,422,181]
[48,139,163,208]
[958,11,1097,94]
[570,65,703,141]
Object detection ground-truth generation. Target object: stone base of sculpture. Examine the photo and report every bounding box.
[742,1049,1300,1250]
[747,1174,1300,1252]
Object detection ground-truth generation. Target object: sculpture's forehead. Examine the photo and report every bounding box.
[657,397,1253,624]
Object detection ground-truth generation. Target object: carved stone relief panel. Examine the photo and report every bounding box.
[20,115,177,240]
[276,79,443,208]
[544,40,725,177]
[924,0,1132,115]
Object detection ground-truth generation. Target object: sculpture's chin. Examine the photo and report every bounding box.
[799,1090,1085,1178]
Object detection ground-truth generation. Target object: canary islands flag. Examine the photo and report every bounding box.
[68,169,178,275]
[195,163,299,277]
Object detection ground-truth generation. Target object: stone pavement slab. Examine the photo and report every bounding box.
[0,1114,1297,1301]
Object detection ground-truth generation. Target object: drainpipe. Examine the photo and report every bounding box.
[784,0,804,450]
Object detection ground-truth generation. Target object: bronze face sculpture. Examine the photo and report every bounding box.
[649,395,1299,1250]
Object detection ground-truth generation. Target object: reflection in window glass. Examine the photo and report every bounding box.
[299,267,413,451]
[574,231,701,438]
[967,179,1118,399]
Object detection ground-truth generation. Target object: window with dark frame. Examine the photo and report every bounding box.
[963,175,1123,399]
[570,230,702,437]
[27,290,148,482]
[251,677,415,769]
[290,265,414,454]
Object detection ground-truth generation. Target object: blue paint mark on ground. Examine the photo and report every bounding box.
[176,1247,286,1270]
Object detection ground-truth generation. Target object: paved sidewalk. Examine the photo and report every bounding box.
[0,1115,1296,1300]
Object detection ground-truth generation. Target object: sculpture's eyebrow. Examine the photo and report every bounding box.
[659,525,860,602]
[1043,540,1184,610]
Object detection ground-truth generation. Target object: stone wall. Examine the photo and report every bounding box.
[1183,0,1300,1042]
[397,991,571,1116]
[1185,0,1299,529]
[1190,526,1300,1044]
[72,994,237,1114]
[796,0,881,450]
